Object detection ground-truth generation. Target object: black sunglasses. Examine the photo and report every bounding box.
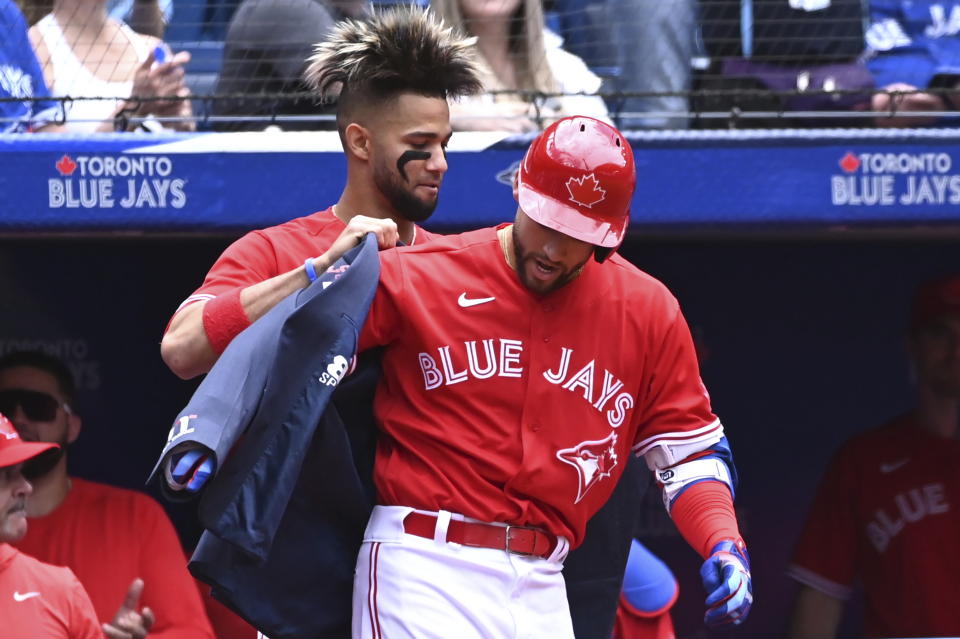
[0,389,71,422]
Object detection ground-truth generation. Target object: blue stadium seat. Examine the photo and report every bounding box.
[163,0,237,41]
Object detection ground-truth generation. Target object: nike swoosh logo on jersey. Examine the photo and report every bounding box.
[458,293,496,308]
[13,591,40,602]
[880,458,910,473]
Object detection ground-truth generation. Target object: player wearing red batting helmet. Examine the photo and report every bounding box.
[507,116,637,297]
[517,115,635,259]
[349,115,751,637]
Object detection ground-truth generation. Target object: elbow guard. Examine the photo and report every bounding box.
[656,436,738,512]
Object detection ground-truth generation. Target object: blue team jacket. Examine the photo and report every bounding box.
[150,233,641,639]
[150,235,381,639]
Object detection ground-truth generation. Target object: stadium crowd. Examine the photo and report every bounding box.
[3,0,960,132]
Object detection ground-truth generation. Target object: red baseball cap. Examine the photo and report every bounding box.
[0,413,59,469]
[910,274,960,329]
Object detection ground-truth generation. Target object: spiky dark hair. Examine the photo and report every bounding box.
[304,6,482,105]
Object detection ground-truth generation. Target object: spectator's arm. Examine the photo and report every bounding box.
[787,585,843,639]
[27,24,55,90]
[872,82,947,127]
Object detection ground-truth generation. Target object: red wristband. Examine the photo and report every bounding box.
[669,480,742,559]
[202,288,251,354]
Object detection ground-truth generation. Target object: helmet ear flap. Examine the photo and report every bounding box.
[594,246,615,263]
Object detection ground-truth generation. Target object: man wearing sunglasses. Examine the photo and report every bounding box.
[0,411,105,638]
[0,350,214,639]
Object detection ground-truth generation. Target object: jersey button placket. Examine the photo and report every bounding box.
[519,304,549,451]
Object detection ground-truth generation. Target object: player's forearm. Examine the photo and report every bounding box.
[787,585,843,639]
[668,480,741,558]
[161,259,329,378]
[237,261,322,326]
[161,303,218,379]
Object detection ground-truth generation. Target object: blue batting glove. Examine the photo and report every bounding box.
[169,448,214,492]
[700,539,753,629]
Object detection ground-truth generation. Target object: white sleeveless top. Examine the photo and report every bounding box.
[35,14,151,133]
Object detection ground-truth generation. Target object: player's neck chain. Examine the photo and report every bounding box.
[498,225,516,270]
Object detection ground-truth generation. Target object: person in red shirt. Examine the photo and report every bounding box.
[159,6,483,381]
[788,274,960,639]
[0,350,213,638]
[0,411,102,639]
[346,115,752,637]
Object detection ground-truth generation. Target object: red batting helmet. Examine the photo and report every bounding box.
[517,116,635,251]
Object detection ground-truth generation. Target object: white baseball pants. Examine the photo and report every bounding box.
[352,506,574,639]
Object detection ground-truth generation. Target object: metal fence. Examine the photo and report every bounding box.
[9,0,960,131]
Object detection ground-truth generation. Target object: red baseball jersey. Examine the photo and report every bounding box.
[0,544,102,639]
[359,226,722,547]
[170,207,440,319]
[789,414,960,637]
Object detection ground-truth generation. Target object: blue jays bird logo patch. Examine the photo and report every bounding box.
[556,432,619,503]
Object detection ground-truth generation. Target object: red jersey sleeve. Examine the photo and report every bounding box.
[167,230,281,325]
[788,448,858,599]
[359,249,407,351]
[631,300,721,466]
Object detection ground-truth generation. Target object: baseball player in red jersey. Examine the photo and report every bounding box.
[788,275,960,639]
[160,7,482,380]
[349,116,752,637]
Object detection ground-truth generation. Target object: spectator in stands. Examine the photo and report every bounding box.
[431,0,610,132]
[865,0,960,127]
[0,412,105,639]
[787,274,960,638]
[1,0,63,132]
[210,0,368,131]
[551,0,695,129]
[0,350,216,638]
[696,0,873,128]
[107,0,170,38]
[28,0,195,132]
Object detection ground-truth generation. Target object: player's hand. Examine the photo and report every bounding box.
[102,578,155,639]
[167,447,215,492]
[314,215,399,273]
[700,538,752,629]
